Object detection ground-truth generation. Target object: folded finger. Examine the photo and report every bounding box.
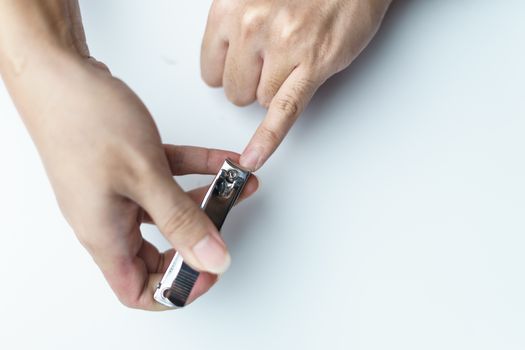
[201,2,231,87]
[222,40,263,106]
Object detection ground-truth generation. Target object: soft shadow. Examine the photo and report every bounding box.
[303,0,418,125]
[221,192,267,253]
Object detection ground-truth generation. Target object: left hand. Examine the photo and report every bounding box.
[201,0,392,170]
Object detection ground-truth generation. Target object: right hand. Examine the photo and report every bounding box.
[4,53,258,310]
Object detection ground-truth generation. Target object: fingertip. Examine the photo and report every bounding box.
[240,146,265,171]
[200,34,228,88]
[244,175,260,196]
[185,272,219,305]
[223,152,242,165]
[225,89,257,107]
[202,72,224,88]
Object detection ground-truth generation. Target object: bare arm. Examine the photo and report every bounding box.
[0,0,258,310]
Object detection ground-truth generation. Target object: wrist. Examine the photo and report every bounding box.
[0,0,87,76]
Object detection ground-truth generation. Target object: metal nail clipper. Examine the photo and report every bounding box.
[154,159,251,308]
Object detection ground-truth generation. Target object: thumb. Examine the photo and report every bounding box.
[135,172,231,275]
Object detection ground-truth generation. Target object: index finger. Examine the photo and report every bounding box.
[163,145,241,175]
[240,67,320,171]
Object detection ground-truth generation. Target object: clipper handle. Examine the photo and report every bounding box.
[153,159,251,308]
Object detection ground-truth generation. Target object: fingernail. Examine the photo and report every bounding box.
[240,147,263,171]
[192,234,231,274]
[253,175,261,191]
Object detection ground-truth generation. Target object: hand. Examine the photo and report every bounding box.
[201,0,392,170]
[2,51,258,310]
[1,1,259,311]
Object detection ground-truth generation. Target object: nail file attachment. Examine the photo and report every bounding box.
[153,159,251,308]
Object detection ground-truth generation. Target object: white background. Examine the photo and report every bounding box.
[1,1,524,349]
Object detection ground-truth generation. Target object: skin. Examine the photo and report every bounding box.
[0,0,258,310]
[1,0,391,311]
[201,0,392,170]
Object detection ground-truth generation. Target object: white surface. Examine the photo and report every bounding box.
[1,1,524,349]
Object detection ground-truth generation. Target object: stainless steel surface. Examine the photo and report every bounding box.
[154,159,251,308]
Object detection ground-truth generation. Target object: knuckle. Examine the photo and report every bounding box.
[229,93,256,107]
[240,7,268,38]
[274,13,301,47]
[202,74,223,88]
[201,62,224,87]
[257,77,282,108]
[109,260,149,310]
[74,226,108,257]
[117,290,143,309]
[257,94,271,109]
[277,28,298,48]
[225,83,256,107]
[258,126,282,147]
[118,292,138,309]
[76,234,97,254]
[293,77,317,97]
[210,0,234,18]
[275,95,300,117]
[276,77,318,116]
[86,57,110,72]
